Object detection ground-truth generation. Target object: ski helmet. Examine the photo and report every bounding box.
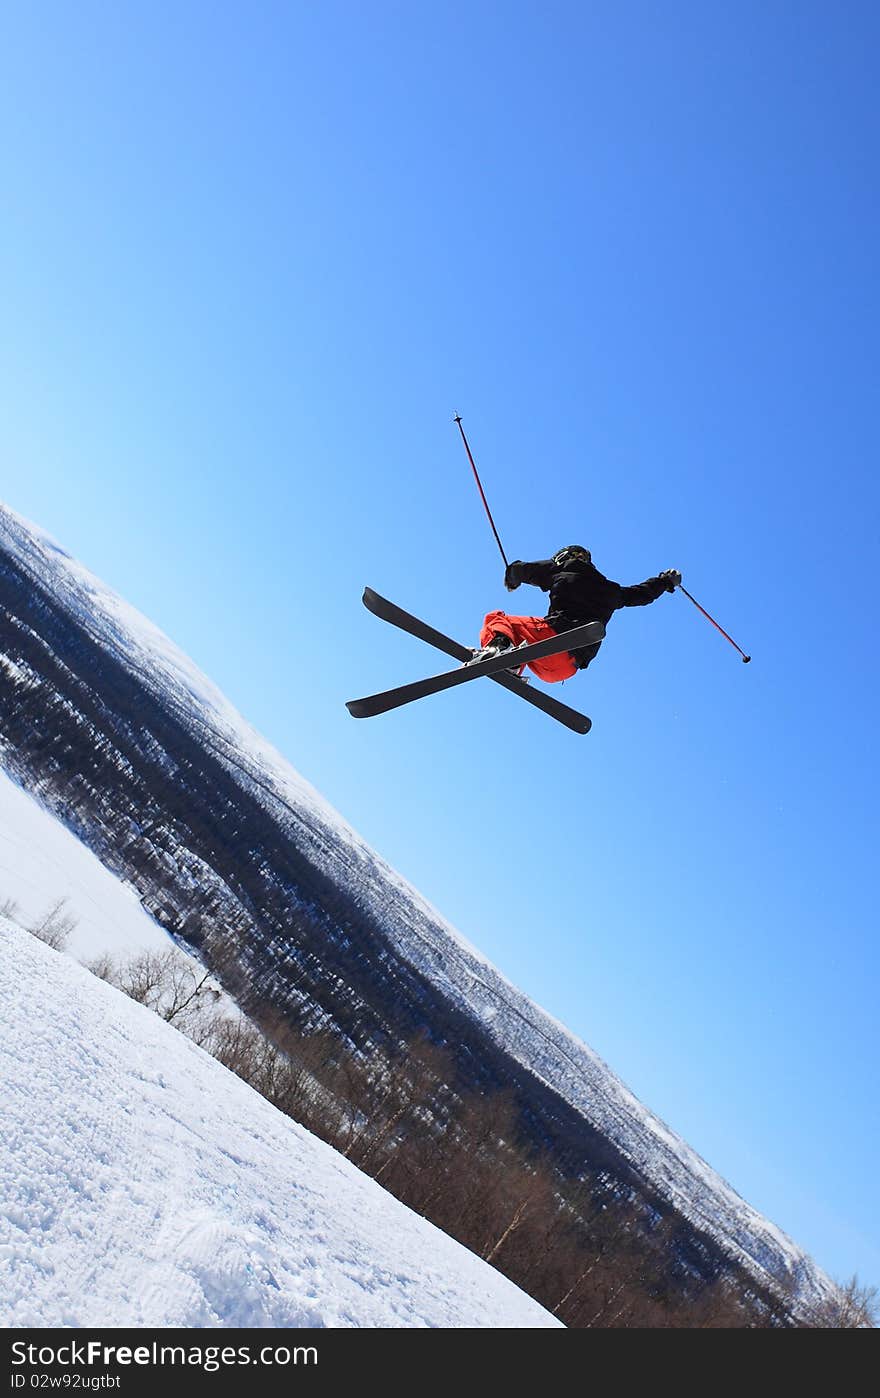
[554,545,592,567]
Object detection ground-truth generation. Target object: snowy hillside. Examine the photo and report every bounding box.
[0,501,836,1315]
[0,766,171,963]
[0,921,559,1328]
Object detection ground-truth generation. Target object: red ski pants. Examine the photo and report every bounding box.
[480,611,578,684]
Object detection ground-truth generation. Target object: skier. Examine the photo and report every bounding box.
[473,545,681,682]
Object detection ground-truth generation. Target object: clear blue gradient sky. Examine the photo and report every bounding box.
[2,2,878,1289]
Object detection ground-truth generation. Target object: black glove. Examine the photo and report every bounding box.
[504,562,524,592]
[659,569,681,593]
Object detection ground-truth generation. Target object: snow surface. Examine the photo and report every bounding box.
[0,767,172,963]
[0,921,559,1329]
[0,502,836,1310]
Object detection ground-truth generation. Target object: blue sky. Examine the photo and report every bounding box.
[2,1,878,1292]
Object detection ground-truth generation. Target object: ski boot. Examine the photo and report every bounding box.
[464,633,516,667]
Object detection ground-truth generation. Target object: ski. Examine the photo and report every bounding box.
[347,589,601,727]
[347,621,601,717]
[356,588,594,733]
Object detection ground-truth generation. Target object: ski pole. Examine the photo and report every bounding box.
[678,584,751,663]
[454,415,509,569]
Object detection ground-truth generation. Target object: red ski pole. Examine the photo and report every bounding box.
[454,415,509,569]
[678,584,751,663]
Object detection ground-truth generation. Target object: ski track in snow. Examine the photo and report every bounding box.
[0,503,835,1310]
[0,922,559,1329]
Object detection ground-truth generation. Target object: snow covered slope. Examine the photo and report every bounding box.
[0,921,559,1328]
[0,766,171,962]
[0,502,835,1313]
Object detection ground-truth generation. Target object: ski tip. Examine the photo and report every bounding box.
[563,713,592,735]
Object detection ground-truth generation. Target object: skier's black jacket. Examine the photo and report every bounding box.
[506,556,669,668]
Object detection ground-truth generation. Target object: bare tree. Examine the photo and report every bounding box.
[84,952,118,983]
[807,1276,878,1329]
[29,897,77,951]
[97,947,221,1041]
